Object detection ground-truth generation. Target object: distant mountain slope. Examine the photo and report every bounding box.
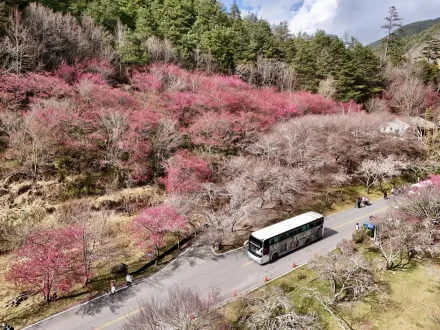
[369,17,440,49]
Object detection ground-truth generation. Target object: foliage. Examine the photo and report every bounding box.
[162,150,212,194]
[0,2,384,102]
[7,227,85,302]
[129,205,187,251]
[352,229,367,244]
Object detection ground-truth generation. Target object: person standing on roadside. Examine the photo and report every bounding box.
[110,280,116,295]
[355,223,359,230]
[383,190,388,199]
[126,273,133,287]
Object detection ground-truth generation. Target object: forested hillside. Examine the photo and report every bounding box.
[369,16,440,49]
[0,1,383,101]
[0,2,440,329]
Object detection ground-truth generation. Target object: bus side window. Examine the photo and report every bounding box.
[301,225,307,232]
[270,236,279,245]
[263,240,269,255]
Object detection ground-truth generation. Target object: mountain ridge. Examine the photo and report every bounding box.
[368,16,440,49]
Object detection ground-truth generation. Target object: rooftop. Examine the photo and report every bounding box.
[252,211,324,240]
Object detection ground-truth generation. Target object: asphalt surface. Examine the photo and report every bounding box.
[24,198,389,330]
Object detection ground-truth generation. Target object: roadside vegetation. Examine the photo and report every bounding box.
[217,178,440,330]
[0,1,440,328]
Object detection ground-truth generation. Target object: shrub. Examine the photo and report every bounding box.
[352,229,367,243]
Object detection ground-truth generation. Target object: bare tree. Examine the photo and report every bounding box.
[389,76,429,116]
[236,56,296,91]
[121,286,222,330]
[357,155,404,193]
[309,240,377,304]
[306,241,377,330]
[318,75,337,99]
[150,118,182,177]
[0,7,39,73]
[237,287,322,330]
[365,97,387,113]
[145,36,176,63]
[0,3,113,73]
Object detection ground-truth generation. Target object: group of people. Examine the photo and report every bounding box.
[110,273,133,296]
[1,323,14,330]
[355,196,371,208]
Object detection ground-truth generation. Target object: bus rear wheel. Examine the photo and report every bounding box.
[271,253,279,262]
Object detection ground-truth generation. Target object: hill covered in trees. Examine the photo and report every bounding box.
[0,1,383,102]
[369,16,440,49]
[1,2,440,328]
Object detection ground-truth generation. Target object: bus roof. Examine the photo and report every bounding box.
[251,211,324,240]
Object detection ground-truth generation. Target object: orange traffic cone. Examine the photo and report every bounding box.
[233,290,237,298]
[265,275,269,282]
[293,262,297,268]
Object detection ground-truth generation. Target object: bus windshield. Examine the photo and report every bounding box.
[248,235,262,256]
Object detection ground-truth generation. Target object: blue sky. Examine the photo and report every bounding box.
[221,0,440,44]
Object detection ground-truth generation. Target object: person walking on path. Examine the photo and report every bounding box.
[110,280,116,296]
[391,187,395,195]
[383,190,388,199]
[356,197,361,208]
[2,323,14,330]
[354,198,359,208]
[355,223,359,230]
[126,273,133,287]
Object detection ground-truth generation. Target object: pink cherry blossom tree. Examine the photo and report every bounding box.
[129,205,187,263]
[7,227,84,302]
[161,150,212,194]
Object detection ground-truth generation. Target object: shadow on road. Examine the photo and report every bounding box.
[323,227,338,239]
[74,285,140,317]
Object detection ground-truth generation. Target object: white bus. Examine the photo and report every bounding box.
[245,212,325,264]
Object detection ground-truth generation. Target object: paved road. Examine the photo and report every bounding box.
[24,199,389,330]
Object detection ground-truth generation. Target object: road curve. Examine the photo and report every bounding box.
[24,199,389,330]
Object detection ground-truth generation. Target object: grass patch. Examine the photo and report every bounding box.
[310,177,408,216]
[344,263,440,330]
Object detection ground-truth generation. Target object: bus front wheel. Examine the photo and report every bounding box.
[271,253,279,262]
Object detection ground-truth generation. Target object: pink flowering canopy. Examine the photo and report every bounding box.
[129,205,187,250]
[7,227,85,301]
[161,150,212,194]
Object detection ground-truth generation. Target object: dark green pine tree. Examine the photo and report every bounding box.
[230,0,240,19]
[422,38,440,64]
[338,41,383,102]
[157,0,196,63]
[292,37,320,92]
[241,13,280,62]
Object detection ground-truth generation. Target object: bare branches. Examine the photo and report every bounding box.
[238,287,322,330]
[309,241,377,304]
[121,286,222,330]
[236,56,297,92]
[0,3,113,73]
[357,155,405,193]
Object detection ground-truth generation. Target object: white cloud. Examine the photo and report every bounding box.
[238,0,440,44]
[288,0,338,34]
[240,0,302,23]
